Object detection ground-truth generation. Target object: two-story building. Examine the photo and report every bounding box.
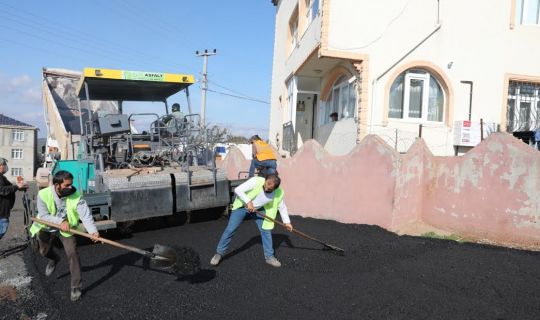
[269,0,540,155]
[0,114,38,181]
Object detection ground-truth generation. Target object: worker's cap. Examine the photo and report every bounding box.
[249,135,261,142]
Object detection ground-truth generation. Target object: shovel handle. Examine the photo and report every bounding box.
[253,210,344,252]
[31,217,155,258]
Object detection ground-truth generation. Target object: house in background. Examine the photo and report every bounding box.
[0,114,38,181]
[269,0,540,156]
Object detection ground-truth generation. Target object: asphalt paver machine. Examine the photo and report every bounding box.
[34,67,231,231]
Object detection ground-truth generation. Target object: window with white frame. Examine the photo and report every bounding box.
[289,7,299,53]
[321,75,357,124]
[507,80,540,131]
[11,148,23,159]
[11,168,22,177]
[304,0,319,31]
[12,130,24,142]
[389,69,444,122]
[516,0,540,25]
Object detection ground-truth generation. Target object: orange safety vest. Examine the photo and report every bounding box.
[254,140,276,161]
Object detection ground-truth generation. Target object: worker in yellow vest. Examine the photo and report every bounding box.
[248,135,278,177]
[29,170,100,302]
[210,173,293,267]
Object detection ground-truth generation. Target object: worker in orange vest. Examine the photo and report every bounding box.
[248,135,277,177]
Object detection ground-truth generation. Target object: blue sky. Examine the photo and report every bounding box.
[0,0,276,138]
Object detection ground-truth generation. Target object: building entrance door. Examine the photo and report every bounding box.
[295,93,316,145]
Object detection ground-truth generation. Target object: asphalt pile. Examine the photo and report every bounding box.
[9,215,540,319]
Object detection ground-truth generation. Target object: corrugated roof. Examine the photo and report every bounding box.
[0,114,35,128]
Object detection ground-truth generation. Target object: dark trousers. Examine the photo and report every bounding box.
[248,159,277,177]
[37,231,81,289]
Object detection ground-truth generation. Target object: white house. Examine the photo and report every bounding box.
[0,114,38,180]
[269,0,540,155]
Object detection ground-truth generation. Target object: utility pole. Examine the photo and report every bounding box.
[195,49,217,127]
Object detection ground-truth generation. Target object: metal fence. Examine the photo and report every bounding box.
[507,81,540,132]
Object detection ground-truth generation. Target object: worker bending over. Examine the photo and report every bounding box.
[29,170,99,301]
[210,173,293,267]
[248,135,278,177]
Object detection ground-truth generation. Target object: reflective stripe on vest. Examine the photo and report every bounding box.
[254,140,276,161]
[231,177,284,230]
[29,187,81,238]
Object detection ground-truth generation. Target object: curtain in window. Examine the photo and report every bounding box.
[507,99,516,131]
[332,87,340,115]
[389,74,404,118]
[428,76,444,121]
[347,84,356,118]
[537,101,540,126]
[339,85,349,118]
[520,101,531,130]
[408,79,423,118]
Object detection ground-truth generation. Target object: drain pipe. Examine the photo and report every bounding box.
[369,1,442,133]
[460,81,473,121]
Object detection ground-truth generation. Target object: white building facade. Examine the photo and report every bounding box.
[0,114,38,181]
[269,0,540,155]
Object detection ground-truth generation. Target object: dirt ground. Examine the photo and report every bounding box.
[2,213,540,320]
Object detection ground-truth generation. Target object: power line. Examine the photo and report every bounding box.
[0,22,150,69]
[0,2,193,72]
[0,12,152,69]
[207,80,259,100]
[93,0,196,71]
[207,89,270,105]
[0,36,83,61]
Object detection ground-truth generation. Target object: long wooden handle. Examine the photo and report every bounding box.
[31,217,155,258]
[253,210,344,252]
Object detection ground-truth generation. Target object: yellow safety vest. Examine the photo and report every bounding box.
[29,187,81,237]
[254,140,276,161]
[232,177,284,230]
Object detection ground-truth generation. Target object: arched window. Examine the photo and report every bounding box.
[322,75,357,124]
[389,68,444,122]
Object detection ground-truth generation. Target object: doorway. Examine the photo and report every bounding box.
[295,93,317,144]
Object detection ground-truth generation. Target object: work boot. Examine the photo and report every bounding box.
[45,260,56,277]
[265,256,281,268]
[70,288,82,302]
[210,253,222,266]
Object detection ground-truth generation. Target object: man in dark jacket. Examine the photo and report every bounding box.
[0,157,28,240]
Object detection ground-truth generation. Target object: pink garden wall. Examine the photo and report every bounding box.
[218,133,540,249]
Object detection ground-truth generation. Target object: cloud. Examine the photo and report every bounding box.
[10,75,32,87]
[22,87,42,104]
[0,73,45,136]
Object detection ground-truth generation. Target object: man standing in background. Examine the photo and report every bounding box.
[0,157,28,240]
[248,135,278,177]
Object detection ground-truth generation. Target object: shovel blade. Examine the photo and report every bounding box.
[151,244,178,269]
[151,244,201,276]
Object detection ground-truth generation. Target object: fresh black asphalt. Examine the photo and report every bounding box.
[3,214,540,320]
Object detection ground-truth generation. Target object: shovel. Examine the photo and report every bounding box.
[254,211,345,254]
[30,217,201,275]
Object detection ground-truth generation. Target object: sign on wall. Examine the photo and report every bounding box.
[453,120,497,146]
